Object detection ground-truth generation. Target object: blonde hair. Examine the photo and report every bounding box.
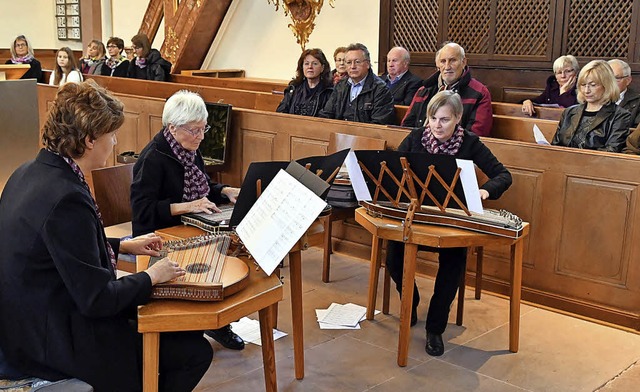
[427,90,463,119]
[576,60,619,105]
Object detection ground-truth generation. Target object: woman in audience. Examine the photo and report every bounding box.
[5,35,43,83]
[522,55,579,116]
[127,33,172,81]
[0,80,212,392]
[386,90,512,357]
[49,47,83,86]
[331,46,348,85]
[552,60,631,152]
[276,48,333,117]
[79,40,106,75]
[131,90,243,351]
[100,36,130,77]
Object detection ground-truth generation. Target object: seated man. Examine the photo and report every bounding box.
[382,46,423,105]
[401,42,493,137]
[608,59,640,128]
[319,43,395,125]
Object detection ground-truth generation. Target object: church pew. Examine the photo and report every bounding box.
[171,73,288,94]
[492,101,564,121]
[492,114,558,143]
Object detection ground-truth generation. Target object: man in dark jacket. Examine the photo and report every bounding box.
[319,43,395,125]
[381,46,423,105]
[609,59,640,128]
[402,42,493,136]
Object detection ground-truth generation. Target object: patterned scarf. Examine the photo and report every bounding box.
[421,124,465,155]
[105,55,127,70]
[135,56,147,69]
[51,150,117,274]
[333,71,347,86]
[163,127,210,201]
[11,54,33,64]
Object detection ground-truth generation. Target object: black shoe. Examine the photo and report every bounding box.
[410,307,418,327]
[205,325,245,350]
[425,332,444,356]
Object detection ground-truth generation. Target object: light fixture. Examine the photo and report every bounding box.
[267,0,337,50]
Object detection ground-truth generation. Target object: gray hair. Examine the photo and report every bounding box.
[10,35,34,58]
[436,42,465,62]
[162,90,208,127]
[390,46,410,63]
[552,55,579,73]
[427,90,463,119]
[608,59,631,77]
[346,43,370,61]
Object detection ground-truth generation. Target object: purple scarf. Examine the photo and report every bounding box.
[421,125,465,155]
[106,55,126,70]
[163,128,210,201]
[135,56,147,69]
[11,54,33,64]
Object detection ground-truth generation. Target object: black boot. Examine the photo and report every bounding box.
[205,325,245,350]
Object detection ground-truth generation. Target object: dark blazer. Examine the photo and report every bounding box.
[619,87,640,128]
[99,59,130,78]
[5,58,43,83]
[398,128,512,199]
[530,75,578,108]
[131,130,227,237]
[382,70,423,105]
[0,149,153,390]
[127,49,171,81]
[552,102,631,152]
[276,80,333,117]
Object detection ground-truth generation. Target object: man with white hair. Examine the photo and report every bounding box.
[382,46,423,105]
[401,42,493,137]
[608,59,640,127]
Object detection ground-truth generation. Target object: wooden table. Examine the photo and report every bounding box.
[137,226,283,392]
[354,207,529,366]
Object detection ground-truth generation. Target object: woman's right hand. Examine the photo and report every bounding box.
[145,258,185,285]
[522,100,535,116]
[171,196,221,216]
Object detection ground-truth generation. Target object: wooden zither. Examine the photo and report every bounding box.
[149,234,249,301]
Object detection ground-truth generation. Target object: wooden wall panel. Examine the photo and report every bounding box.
[290,137,328,161]
[241,130,276,175]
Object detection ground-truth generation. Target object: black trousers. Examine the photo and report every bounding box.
[385,240,467,335]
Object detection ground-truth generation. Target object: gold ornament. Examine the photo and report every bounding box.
[267,0,336,50]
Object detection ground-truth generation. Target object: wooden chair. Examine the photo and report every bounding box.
[322,132,387,282]
[90,163,135,273]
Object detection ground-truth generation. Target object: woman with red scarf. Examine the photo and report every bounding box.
[5,35,43,83]
[386,90,512,357]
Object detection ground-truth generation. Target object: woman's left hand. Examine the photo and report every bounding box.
[222,187,240,203]
[120,233,163,256]
[479,189,490,200]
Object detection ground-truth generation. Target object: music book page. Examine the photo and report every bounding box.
[456,159,484,214]
[345,150,372,201]
[533,124,550,145]
[235,169,326,276]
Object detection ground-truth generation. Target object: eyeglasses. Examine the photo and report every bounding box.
[334,58,346,63]
[131,45,141,50]
[345,59,368,66]
[177,124,211,136]
[106,45,119,49]
[555,69,575,76]
[579,82,601,89]
[15,43,27,48]
[615,75,630,80]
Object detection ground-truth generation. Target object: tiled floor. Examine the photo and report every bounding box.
[193,248,640,392]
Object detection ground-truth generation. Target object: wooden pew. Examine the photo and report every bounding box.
[492,114,558,143]
[171,74,288,94]
[492,101,564,121]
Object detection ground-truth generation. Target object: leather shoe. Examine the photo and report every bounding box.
[205,325,245,350]
[425,332,444,356]
[410,307,418,327]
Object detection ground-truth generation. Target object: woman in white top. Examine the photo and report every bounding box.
[49,47,83,86]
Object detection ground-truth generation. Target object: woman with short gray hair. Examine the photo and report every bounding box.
[522,55,579,116]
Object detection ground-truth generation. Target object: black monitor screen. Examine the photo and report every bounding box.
[199,102,232,166]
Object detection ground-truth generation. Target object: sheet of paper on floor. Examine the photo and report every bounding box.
[318,302,367,327]
[230,317,287,346]
[315,303,380,329]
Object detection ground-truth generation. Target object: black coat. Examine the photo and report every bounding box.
[318,69,395,125]
[131,130,227,237]
[552,102,631,152]
[0,150,152,389]
[276,80,333,117]
[127,49,171,81]
[619,87,640,128]
[100,59,130,78]
[381,70,423,105]
[398,128,512,200]
[5,58,43,83]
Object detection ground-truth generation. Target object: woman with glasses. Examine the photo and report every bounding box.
[127,33,172,81]
[100,37,129,77]
[276,48,333,117]
[522,55,580,116]
[79,40,107,75]
[5,35,43,83]
[331,46,348,85]
[131,90,244,352]
[552,60,631,152]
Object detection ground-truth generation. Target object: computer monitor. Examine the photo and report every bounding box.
[199,102,232,166]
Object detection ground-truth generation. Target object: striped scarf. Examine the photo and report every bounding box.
[421,125,465,155]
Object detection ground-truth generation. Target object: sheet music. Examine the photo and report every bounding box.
[345,150,372,201]
[235,169,327,276]
[533,124,550,145]
[317,302,367,328]
[456,159,484,214]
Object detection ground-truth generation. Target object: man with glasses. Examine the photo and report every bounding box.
[319,43,395,125]
[401,42,493,137]
[608,59,640,128]
[381,46,423,105]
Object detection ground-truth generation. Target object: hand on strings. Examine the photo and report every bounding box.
[145,258,186,285]
[120,233,163,256]
[187,197,222,214]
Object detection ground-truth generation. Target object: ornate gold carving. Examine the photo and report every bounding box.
[163,26,179,66]
[267,0,336,50]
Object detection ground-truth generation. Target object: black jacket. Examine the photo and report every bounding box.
[276,80,333,117]
[127,49,172,81]
[100,59,130,78]
[619,87,640,128]
[0,149,152,389]
[319,69,395,125]
[131,130,227,236]
[5,58,43,83]
[381,70,423,105]
[552,102,631,152]
[398,128,512,200]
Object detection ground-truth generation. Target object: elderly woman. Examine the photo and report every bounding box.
[131,90,243,351]
[5,35,43,83]
[127,33,172,81]
[386,90,512,357]
[79,40,106,75]
[552,60,631,152]
[522,55,579,116]
[100,36,130,77]
[0,80,212,391]
[49,47,83,86]
[276,48,333,117]
[331,46,348,85]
